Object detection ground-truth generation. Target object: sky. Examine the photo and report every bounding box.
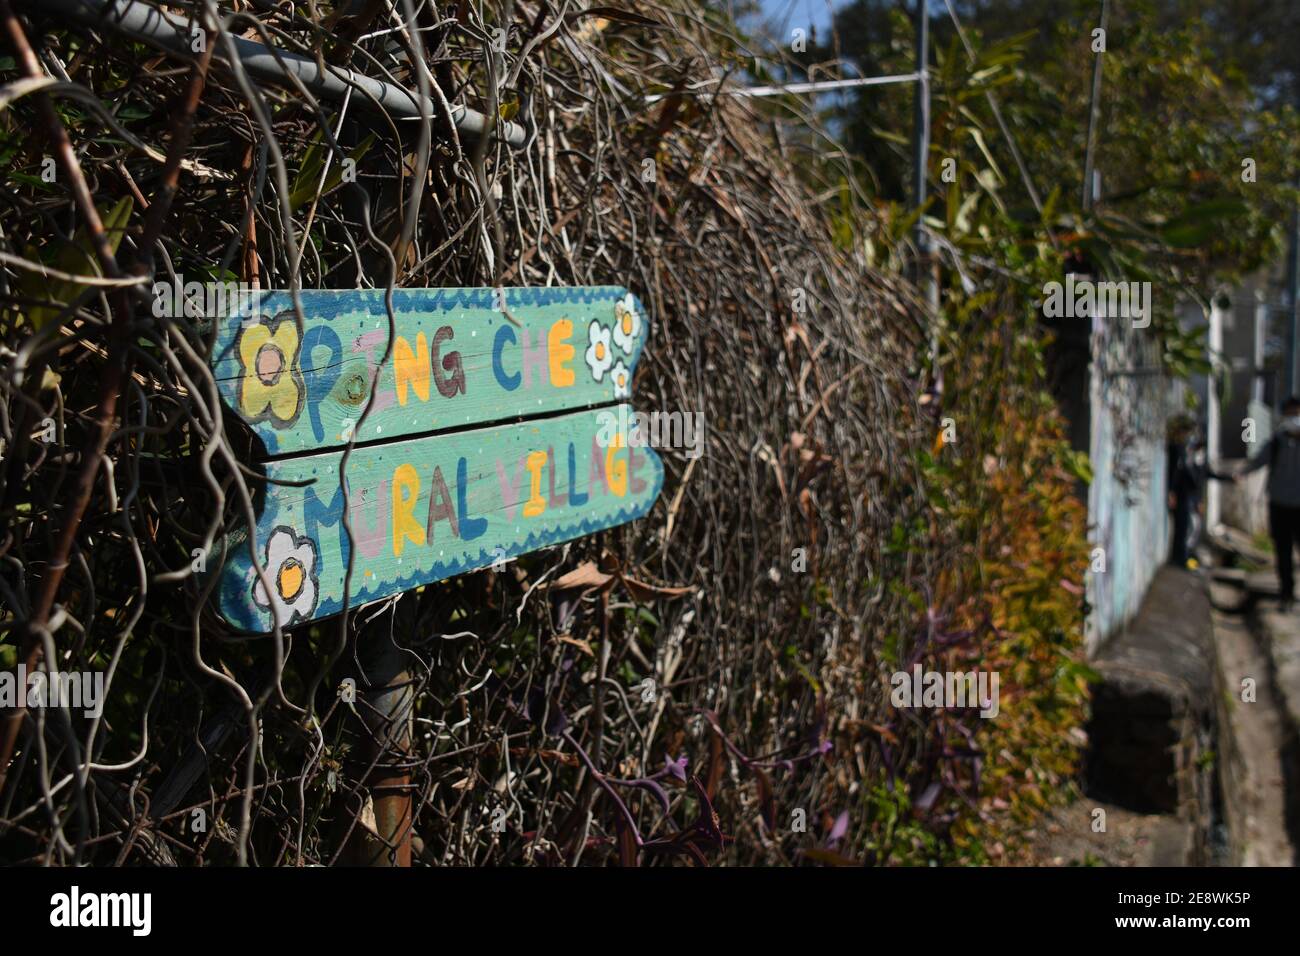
[757,0,839,35]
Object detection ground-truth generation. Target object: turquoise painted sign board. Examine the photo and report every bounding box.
[209,287,662,632]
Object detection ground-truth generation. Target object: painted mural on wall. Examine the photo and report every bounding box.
[209,287,663,632]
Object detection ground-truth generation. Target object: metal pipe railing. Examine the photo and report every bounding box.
[24,0,526,146]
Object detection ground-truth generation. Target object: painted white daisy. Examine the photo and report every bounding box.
[252,526,318,627]
[612,293,642,354]
[585,321,614,382]
[610,360,631,399]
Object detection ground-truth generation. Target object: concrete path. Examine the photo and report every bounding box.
[1254,603,1300,752]
[1209,581,1294,865]
[1205,529,1298,865]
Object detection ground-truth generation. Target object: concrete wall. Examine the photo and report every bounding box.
[1085,312,1171,654]
[1220,279,1269,458]
[1217,400,1273,537]
[1220,463,1270,537]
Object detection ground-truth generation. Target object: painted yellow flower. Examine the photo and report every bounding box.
[253,526,318,626]
[237,312,304,427]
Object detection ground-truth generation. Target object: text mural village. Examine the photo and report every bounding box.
[209,287,663,632]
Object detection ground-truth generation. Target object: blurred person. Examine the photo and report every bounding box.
[1167,418,1231,568]
[1240,396,1300,611]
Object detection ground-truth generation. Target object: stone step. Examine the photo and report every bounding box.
[1207,526,1274,566]
[1246,571,1281,597]
[1087,567,1215,863]
[1211,567,1248,587]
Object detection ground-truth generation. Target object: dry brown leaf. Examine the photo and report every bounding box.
[555,634,595,657]
[620,574,693,603]
[549,561,614,592]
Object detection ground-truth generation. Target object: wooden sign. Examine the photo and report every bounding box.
[209,287,663,632]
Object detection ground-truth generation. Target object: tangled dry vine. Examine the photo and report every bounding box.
[0,0,1056,867]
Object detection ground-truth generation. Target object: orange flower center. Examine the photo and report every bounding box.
[278,558,305,601]
[595,342,605,361]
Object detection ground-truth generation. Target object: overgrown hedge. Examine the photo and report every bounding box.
[0,0,1088,865]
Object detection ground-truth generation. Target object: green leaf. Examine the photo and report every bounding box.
[1062,657,1102,684]
[23,195,133,330]
[289,132,376,212]
[1062,449,1094,484]
[1159,199,1248,248]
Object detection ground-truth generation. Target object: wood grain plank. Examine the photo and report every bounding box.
[215,404,663,631]
[209,286,648,456]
